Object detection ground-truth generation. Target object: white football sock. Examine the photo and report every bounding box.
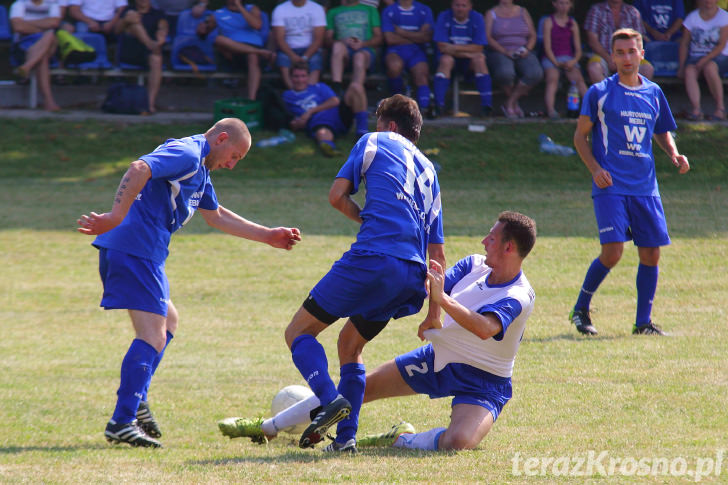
[261,394,321,436]
[393,427,446,450]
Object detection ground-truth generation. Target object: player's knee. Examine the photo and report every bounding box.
[439,429,478,450]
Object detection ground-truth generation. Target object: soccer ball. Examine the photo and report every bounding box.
[271,384,315,434]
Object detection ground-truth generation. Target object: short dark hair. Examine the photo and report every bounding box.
[611,28,643,50]
[290,61,309,74]
[375,94,422,142]
[498,211,537,259]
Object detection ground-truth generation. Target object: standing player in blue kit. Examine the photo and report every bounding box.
[284,94,446,453]
[569,29,690,337]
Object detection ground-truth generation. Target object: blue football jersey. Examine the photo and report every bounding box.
[381,1,434,43]
[337,131,444,265]
[282,83,344,133]
[433,9,486,46]
[581,74,677,197]
[93,135,219,264]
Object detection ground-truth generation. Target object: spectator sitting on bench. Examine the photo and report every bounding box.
[272,0,326,89]
[114,0,167,113]
[9,0,62,111]
[197,0,274,100]
[152,0,207,39]
[69,0,127,40]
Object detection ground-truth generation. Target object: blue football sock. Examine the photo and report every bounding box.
[433,74,450,108]
[636,264,658,326]
[475,73,492,108]
[142,331,173,402]
[388,76,404,95]
[290,335,338,406]
[575,257,611,311]
[355,111,368,136]
[416,85,430,109]
[321,140,336,150]
[334,363,366,444]
[112,339,157,423]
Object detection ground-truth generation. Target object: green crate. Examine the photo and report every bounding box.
[213,98,262,131]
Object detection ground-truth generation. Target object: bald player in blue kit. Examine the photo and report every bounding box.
[77,118,301,448]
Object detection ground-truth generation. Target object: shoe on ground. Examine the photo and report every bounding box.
[357,421,415,448]
[570,309,598,335]
[632,321,667,336]
[136,401,162,438]
[319,142,342,158]
[217,416,267,444]
[299,394,351,449]
[322,438,358,454]
[104,419,162,448]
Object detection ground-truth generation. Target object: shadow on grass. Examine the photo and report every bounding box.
[189,446,437,465]
[524,333,623,343]
[0,444,109,454]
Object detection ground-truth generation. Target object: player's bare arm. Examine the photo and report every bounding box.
[77,160,151,236]
[425,260,503,340]
[328,177,362,223]
[198,206,301,250]
[653,132,690,174]
[574,115,612,188]
[418,243,446,338]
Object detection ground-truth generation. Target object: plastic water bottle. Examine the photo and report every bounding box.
[566,81,580,118]
[256,129,295,148]
[539,134,576,156]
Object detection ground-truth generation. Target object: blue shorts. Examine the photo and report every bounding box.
[541,54,576,71]
[395,343,512,421]
[97,248,170,316]
[686,54,728,73]
[309,249,427,324]
[386,44,428,70]
[10,33,44,65]
[276,47,324,71]
[593,194,670,247]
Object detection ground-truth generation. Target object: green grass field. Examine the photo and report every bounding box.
[1,119,727,483]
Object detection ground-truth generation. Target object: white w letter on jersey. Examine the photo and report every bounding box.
[624,125,646,143]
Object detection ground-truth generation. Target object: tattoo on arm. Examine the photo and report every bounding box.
[115,178,130,205]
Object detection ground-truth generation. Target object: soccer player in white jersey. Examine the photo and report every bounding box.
[77,118,301,448]
[569,28,690,337]
[219,211,536,451]
[283,94,446,453]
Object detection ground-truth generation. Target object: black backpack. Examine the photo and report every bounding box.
[102,83,149,115]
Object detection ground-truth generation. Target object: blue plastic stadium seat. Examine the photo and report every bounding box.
[644,41,679,77]
[0,6,11,41]
[65,32,113,69]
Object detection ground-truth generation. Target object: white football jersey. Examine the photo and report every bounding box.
[424,254,535,378]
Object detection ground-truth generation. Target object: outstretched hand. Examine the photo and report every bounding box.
[268,227,302,250]
[77,212,119,236]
